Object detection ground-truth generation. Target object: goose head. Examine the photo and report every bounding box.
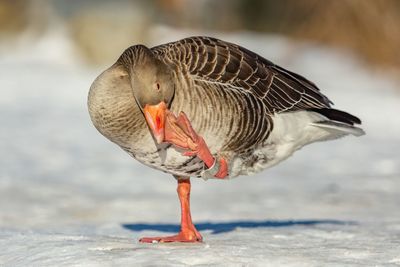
[119,45,175,144]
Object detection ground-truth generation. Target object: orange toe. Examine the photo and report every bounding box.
[139,230,202,243]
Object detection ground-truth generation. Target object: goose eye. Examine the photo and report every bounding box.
[154,83,160,91]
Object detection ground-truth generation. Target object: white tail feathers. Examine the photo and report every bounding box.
[311,121,365,137]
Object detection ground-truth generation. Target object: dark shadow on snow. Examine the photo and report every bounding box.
[122,219,356,234]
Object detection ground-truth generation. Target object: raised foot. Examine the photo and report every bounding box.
[164,111,215,167]
[139,230,203,243]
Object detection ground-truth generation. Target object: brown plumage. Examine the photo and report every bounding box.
[88,36,364,179]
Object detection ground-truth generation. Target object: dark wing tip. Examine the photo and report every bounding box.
[311,108,362,125]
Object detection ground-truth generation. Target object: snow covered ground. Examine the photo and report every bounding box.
[1,27,399,266]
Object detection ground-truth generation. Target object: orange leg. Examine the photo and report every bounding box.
[139,177,203,243]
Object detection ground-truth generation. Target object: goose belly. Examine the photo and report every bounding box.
[122,133,205,177]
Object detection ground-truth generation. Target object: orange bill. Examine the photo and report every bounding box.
[143,101,167,144]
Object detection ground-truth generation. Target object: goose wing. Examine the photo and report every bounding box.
[152,36,332,114]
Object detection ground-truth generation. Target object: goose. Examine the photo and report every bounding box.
[88,36,364,243]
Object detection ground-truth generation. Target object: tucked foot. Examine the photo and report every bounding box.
[164,111,215,166]
[139,229,203,243]
[164,110,202,152]
[164,110,228,178]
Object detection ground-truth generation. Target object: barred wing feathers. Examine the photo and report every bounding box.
[153,36,332,115]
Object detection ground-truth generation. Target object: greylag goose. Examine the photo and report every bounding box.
[88,36,364,243]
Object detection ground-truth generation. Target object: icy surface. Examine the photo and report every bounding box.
[1,29,399,266]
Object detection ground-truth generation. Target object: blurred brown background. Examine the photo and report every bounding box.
[1,0,399,70]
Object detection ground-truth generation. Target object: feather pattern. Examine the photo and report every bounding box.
[153,36,332,113]
[88,36,363,179]
[151,36,340,155]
